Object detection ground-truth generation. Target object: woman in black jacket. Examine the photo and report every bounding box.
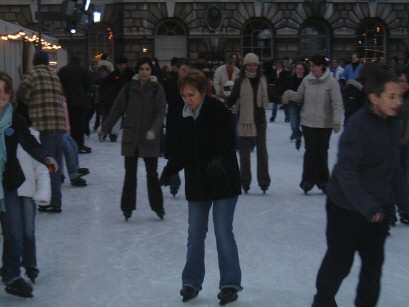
[0,71,55,298]
[160,69,242,305]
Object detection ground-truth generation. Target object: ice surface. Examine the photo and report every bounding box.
[2,112,409,307]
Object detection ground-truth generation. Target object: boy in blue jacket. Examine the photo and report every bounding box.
[312,70,405,307]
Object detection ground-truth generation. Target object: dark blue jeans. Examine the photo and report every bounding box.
[287,101,302,139]
[1,192,37,284]
[40,131,63,207]
[271,102,289,119]
[182,196,242,292]
[61,133,79,180]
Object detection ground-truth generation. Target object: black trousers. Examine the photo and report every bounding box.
[239,126,270,188]
[68,106,86,148]
[301,126,332,189]
[121,155,163,214]
[313,198,388,307]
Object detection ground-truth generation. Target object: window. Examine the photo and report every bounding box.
[356,20,386,62]
[155,20,187,65]
[88,24,113,61]
[242,19,273,61]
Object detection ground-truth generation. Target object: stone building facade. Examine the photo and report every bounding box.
[1,1,409,69]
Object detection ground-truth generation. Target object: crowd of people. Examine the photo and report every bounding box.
[1,48,409,306]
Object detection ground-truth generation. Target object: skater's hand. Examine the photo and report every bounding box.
[44,157,59,173]
[372,213,384,223]
[206,158,226,178]
[159,172,170,186]
[146,130,155,140]
[98,131,107,142]
[282,90,295,105]
[333,124,341,134]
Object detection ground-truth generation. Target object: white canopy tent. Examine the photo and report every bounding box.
[0,19,65,86]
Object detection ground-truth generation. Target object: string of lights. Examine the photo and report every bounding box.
[0,30,61,50]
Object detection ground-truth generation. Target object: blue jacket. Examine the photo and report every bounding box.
[327,104,406,221]
[341,62,363,81]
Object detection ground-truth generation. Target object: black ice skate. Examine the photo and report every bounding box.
[242,185,249,194]
[170,187,178,197]
[5,278,33,298]
[260,186,268,194]
[400,213,409,225]
[25,267,39,284]
[217,288,238,305]
[123,211,132,221]
[180,286,198,302]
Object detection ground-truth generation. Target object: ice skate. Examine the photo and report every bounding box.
[180,286,198,302]
[5,278,33,298]
[170,187,178,197]
[25,267,39,284]
[217,288,238,305]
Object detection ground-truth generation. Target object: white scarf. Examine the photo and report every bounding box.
[236,74,268,137]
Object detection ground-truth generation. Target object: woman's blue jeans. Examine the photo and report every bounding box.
[182,196,242,292]
[287,101,302,139]
[1,192,37,284]
[61,133,80,179]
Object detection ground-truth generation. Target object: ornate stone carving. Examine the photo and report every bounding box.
[206,3,223,31]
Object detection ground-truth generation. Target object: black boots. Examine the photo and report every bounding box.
[25,267,39,284]
[180,286,199,302]
[5,278,33,298]
[218,288,238,305]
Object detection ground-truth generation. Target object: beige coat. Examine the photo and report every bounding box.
[292,68,343,128]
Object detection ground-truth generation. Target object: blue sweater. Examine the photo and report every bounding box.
[327,104,406,221]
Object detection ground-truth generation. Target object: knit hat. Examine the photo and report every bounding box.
[243,53,259,65]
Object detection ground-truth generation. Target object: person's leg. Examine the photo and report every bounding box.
[316,128,332,191]
[255,127,270,191]
[288,102,302,139]
[212,196,242,291]
[182,200,212,291]
[61,133,79,180]
[283,104,290,121]
[20,197,39,283]
[2,191,24,283]
[40,131,63,208]
[313,198,361,307]
[144,157,164,218]
[270,103,278,121]
[355,221,388,307]
[300,126,318,192]
[68,106,85,148]
[120,155,138,218]
[20,197,37,269]
[238,137,251,191]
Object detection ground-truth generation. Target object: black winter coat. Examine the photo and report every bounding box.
[163,97,241,201]
[163,77,184,159]
[342,79,365,124]
[58,64,91,108]
[2,112,45,191]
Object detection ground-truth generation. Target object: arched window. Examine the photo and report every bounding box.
[155,20,187,65]
[299,21,330,58]
[356,20,386,62]
[88,23,114,61]
[242,19,273,61]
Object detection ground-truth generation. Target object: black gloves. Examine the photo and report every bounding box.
[159,171,171,186]
[206,159,226,178]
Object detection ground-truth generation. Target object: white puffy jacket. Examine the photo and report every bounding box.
[17,128,51,205]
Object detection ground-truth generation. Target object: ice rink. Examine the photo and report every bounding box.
[2,112,409,307]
